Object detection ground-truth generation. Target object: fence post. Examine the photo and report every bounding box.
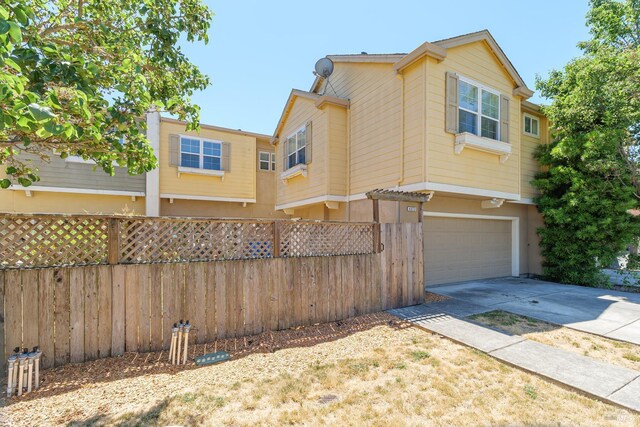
[273,221,281,258]
[372,199,382,253]
[107,218,120,265]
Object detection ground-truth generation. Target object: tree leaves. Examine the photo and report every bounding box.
[0,0,211,186]
[534,0,640,286]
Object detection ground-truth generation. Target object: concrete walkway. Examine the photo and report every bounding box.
[429,278,640,345]
[389,304,640,412]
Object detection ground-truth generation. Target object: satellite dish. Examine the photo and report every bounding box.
[314,58,334,79]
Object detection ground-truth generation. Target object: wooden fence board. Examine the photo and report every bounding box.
[97,266,112,358]
[193,263,207,343]
[54,269,70,365]
[22,269,39,351]
[124,266,139,352]
[268,259,279,331]
[149,264,162,351]
[138,265,151,353]
[161,264,178,349]
[69,268,85,363]
[84,267,99,360]
[205,263,217,342]
[214,263,226,339]
[0,272,4,374]
[111,265,125,356]
[5,271,22,359]
[37,270,55,369]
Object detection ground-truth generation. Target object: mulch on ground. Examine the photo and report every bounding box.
[2,312,410,405]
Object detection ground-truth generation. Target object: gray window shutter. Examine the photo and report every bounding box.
[500,95,510,143]
[169,134,180,166]
[221,142,231,171]
[305,121,312,164]
[445,71,459,134]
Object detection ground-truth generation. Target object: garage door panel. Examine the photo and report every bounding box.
[424,217,511,286]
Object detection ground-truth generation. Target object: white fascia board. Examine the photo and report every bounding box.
[275,195,348,211]
[9,185,145,197]
[160,193,255,203]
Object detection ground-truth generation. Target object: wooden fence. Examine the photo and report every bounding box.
[0,223,423,372]
[0,214,375,269]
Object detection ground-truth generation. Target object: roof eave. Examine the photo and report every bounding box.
[393,42,447,73]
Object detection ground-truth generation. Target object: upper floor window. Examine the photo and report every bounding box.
[286,126,307,170]
[259,151,276,171]
[180,137,222,170]
[523,113,540,138]
[458,78,500,141]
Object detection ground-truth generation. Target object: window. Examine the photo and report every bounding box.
[523,113,540,137]
[458,78,500,141]
[180,137,222,170]
[259,151,276,171]
[286,126,306,169]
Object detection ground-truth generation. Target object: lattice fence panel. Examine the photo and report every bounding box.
[119,219,274,263]
[280,222,374,257]
[0,216,109,269]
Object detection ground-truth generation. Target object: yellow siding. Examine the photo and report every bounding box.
[402,60,427,184]
[159,120,256,200]
[521,112,548,199]
[0,190,145,215]
[327,105,348,196]
[276,97,328,205]
[324,63,402,194]
[426,41,522,195]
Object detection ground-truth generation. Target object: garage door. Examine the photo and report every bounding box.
[424,217,512,286]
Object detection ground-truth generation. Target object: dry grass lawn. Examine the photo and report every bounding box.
[2,313,638,426]
[470,310,640,371]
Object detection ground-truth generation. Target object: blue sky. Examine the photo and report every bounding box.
[179,1,591,135]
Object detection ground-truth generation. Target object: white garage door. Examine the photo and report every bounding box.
[424,217,512,286]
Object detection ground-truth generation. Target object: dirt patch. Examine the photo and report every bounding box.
[424,291,451,303]
[2,312,637,426]
[470,310,640,371]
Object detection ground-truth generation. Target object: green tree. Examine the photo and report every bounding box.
[534,0,640,285]
[0,0,212,187]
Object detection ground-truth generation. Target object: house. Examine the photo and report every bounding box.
[271,30,549,285]
[0,114,288,219]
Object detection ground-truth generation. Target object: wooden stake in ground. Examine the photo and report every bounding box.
[16,352,27,397]
[175,321,184,365]
[33,347,42,390]
[182,321,191,365]
[169,323,178,363]
[26,351,34,393]
[6,353,17,398]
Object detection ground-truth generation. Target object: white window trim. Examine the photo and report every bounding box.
[458,76,501,141]
[423,211,520,277]
[179,136,223,171]
[280,163,307,183]
[455,132,512,163]
[284,125,307,171]
[523,113,540,138]
[177,166,225,180]
[259,150,276,172]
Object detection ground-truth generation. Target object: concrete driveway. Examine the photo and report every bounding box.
[429,277,640,345]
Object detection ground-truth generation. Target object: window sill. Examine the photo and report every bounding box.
[455,132,511,163]
[280,163,307,183]
[178,166,225,180]
[523,131,540,139]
